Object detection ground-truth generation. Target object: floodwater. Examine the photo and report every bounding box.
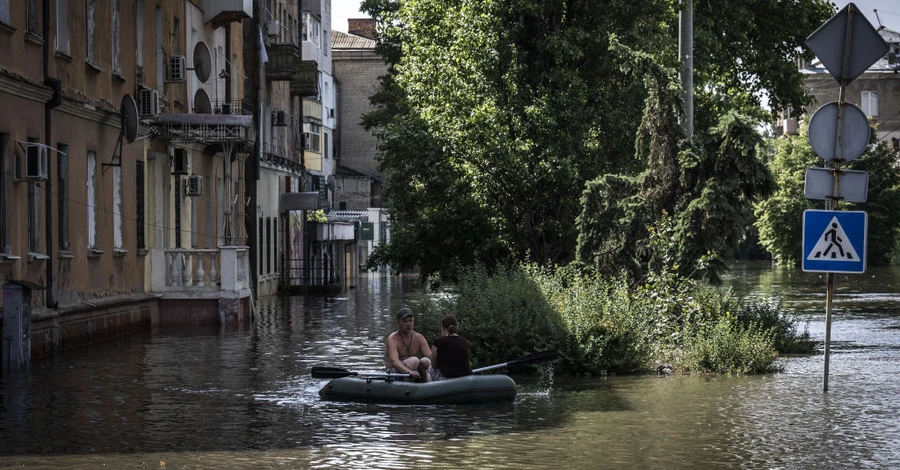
[1,262,899,469]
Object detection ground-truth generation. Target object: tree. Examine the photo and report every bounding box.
[362,0,835,280]
[755,124,900,266]
[576,50,776,282]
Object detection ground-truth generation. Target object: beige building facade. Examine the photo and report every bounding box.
[1,0,254,367]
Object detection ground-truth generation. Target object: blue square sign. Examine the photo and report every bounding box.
[802,210,867,273]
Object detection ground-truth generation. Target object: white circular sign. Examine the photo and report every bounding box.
[807,101,870,162]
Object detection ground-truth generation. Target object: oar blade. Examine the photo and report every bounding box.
[311,367,357,379]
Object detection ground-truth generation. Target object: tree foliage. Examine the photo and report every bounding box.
[755,124,900,266]
[361,0,835,280]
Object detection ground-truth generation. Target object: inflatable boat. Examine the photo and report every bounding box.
[318,374,517,405]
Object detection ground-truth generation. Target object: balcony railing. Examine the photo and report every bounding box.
[291,60,319,97]
[266,43,301,82]
[150,247,250,297]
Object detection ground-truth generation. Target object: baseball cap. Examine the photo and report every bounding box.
[396,307,413,320]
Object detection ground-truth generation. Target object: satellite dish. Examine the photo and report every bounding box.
[120,94,139,143]
[193,89,212,114]
[193,41,212,83]
[326,174,337,192]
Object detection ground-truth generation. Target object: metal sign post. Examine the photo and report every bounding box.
[804,2,887,392]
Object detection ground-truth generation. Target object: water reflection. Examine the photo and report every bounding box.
[1,268,900,469]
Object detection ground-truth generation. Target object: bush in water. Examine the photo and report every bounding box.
[433,263,813,375]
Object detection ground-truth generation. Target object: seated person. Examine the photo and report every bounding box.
[384,307,433,382]
[429,315,473,381]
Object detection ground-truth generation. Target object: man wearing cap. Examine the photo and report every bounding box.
[385,307,433,382]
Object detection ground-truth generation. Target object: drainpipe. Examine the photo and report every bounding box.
[244,0,261,299]
[42,0,59,309]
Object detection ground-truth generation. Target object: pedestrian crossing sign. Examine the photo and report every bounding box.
[802,210,867,273]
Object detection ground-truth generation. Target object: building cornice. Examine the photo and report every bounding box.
[0,72,53,103]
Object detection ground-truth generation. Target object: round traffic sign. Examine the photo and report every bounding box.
[807,101,870,162]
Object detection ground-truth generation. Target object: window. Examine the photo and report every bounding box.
[135,0,143,66]
[861,91,879,117]
[136,161,145,249]
[302,13,320,47]
[112,0,121,73]
[87,151,97,248]
[324,132,329,159]
[57,143,69,250]
[86,0,96,64]
[0,133,9,253]
[156,6,163,93]
[56,0,69,54]
[26,138,41,253]
[26,0,38,35]
[113,166,122,249]
[303,123,321,152]
[0,0,9,25]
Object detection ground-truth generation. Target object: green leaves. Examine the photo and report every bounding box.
[755,124,900,266]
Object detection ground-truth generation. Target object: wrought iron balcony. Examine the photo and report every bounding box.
[266,43,301,82]
[291,60,319,97]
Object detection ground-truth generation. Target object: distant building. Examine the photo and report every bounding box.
[780,26,900,153]
[331,20,391,272]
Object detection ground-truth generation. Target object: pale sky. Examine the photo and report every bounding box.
[835,0,900,31]
[331,0,369,33]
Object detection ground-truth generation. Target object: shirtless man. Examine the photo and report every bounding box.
[384,307,433,382]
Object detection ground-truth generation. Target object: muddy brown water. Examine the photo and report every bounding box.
[2,263,899,469]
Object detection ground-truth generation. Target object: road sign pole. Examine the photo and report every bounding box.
[805,2,885,393]
[823,272,834,392]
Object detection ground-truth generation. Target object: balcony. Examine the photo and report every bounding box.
[149,247,250,299]
[291,60,319,97]
[203,0,252,29]
[266,43,301,82]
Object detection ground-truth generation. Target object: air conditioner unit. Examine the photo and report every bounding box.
[273,110,287,126]
[185,175,203,197]
[267,21,279,39]
[139,87,159,117]
[167,55,186,82]
[20,144,48,181]
[172,148,189,175]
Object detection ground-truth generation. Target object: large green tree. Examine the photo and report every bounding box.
[362,0,834,280]
[755,124,900,266]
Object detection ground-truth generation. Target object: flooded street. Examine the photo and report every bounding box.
[2,264,900,469]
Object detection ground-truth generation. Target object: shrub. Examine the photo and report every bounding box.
[682,317,783,375]
[430,262,811,376]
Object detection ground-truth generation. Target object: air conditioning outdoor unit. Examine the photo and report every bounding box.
[139,87,159,117]
[167,55,186,82]
[185,175,203,197]
[172,148,189,175]
[20,144,48,181]
[267,21,279,39]
[273,110,287,126]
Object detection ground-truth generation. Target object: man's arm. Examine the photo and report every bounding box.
[416,333,433,362]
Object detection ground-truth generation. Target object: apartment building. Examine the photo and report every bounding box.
[0,0,254,368]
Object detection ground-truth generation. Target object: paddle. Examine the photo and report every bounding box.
[472,350,559,374]
[311,366,411,379]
